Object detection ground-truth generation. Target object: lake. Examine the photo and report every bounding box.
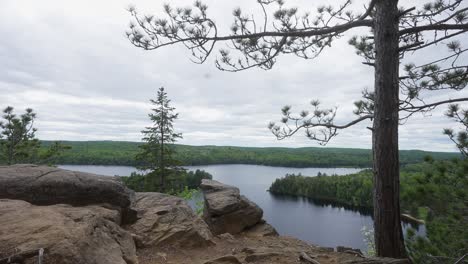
[59,164,424,252]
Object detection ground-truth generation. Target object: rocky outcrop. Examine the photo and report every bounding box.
[200,179,264,235]
[0,164,136,223]
[0,199,137,264]
[0,166,411,264]
[127,192,213,248]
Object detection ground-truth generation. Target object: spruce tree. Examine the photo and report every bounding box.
[137,87,183,192]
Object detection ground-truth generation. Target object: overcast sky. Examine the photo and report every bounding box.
[0,0,466,152]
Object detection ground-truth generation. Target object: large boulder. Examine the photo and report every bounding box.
[200,179,263,235]
[127,192,214,248]
[0,164,136,223]
[0,199,137,264]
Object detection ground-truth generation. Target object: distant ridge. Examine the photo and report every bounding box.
[39,140,461,168]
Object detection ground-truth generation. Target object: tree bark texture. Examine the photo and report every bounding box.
[372,0,407,258]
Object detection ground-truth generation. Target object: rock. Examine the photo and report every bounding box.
[204,255,242,264]
[0,199,137,264]
[241,247,256,254]
[127,192,213,248]
[201,181,244,216]
[245,252,282,262]
[0,164,136,223]
[337,246,362,253]
[243,220,279,237]
[218,233,236,241]
[337,246,364,257]
[201,179,263,235]
[318,247,335,252]
[344,258,411,264]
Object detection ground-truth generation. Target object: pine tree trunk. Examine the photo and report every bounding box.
[7,147,12,165]
[8,142,14,165]
[160,117,165,193]
[372,0,407,258]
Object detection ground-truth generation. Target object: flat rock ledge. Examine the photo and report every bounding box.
[0,164,137,224]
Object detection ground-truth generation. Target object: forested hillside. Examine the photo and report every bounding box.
[40,140,461,167]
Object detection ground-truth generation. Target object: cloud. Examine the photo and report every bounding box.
[0,0,466,152]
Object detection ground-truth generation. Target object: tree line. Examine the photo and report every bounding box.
[37,141,460,168]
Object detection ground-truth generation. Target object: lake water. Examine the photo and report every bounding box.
[59,164,424,252]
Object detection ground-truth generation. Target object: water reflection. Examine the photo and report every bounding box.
[270,193,425,233]
[305,197,372,216]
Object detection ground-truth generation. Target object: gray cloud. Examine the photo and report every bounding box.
[0,0,466,152]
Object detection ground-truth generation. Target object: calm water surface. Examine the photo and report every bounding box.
[59,164,423,252]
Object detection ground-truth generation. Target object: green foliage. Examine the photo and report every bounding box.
[403,159,468,263]
[269,170,374,208]
[0,106,39,164]
[176,186,199,200]
[121,169,212,194]
[184,169,213,189]
[121,168,210,216]
[0,107,70,165]
[36,140,461,167]
[38,142,72,166]
[120,172,147,192]
[443,104,467,157]
[137,87,183,192]
[269,159,468,263]
[361,225,376,256]
[175,187,204,215]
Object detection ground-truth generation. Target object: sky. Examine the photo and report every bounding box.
[0,0,466,152]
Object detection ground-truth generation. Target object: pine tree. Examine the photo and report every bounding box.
[0,106,39,165]
[126,0,467,257]
[443,104,467,157]
[137,87,183,192]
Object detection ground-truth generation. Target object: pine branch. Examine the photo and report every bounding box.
[399,23,468,35]
[400,98,468,112]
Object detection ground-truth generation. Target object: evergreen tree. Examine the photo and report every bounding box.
[137,87,183,192]
[127,0,467,257]
[0,106,39,165]
[0,106,71,165]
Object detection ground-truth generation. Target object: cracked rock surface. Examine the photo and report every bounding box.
[0,199,137,264]
[127,192,214,248]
